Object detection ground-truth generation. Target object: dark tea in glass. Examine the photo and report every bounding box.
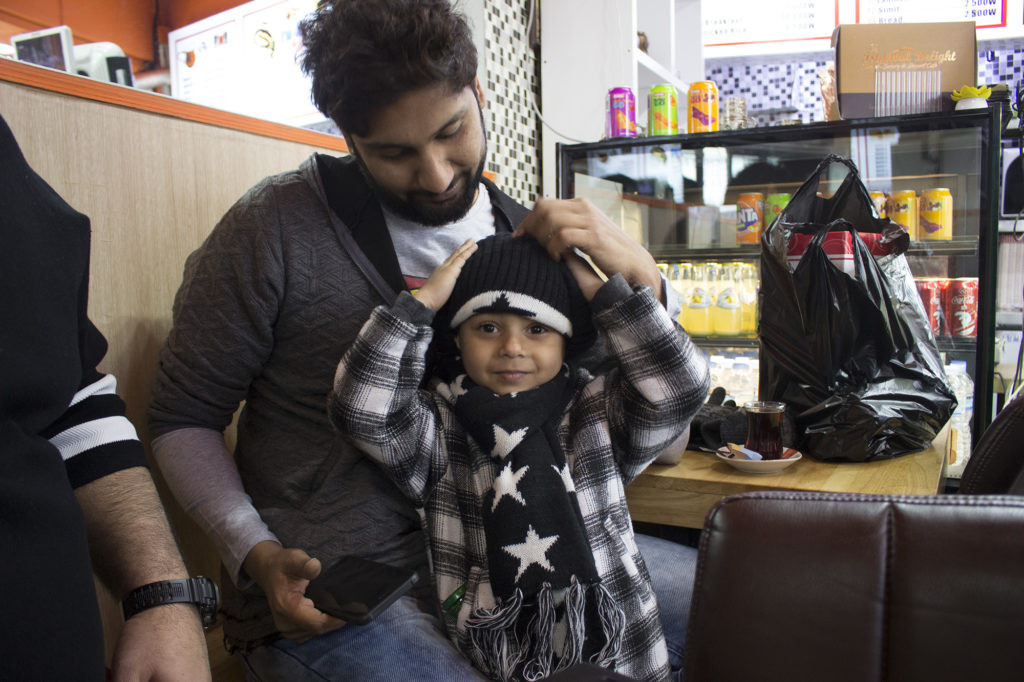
[744,401,785,460]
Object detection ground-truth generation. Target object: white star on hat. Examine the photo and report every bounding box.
[492,463,529,512]
[492,424,528,460]
[502,525,559,582]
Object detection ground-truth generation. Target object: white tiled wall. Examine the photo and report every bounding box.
[707,42,1024,125]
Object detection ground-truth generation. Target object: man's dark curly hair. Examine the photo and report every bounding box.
[299,0,478,137]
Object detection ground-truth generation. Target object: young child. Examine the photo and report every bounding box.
[328,233,707,681]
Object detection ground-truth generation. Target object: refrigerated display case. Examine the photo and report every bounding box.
[557,108,1001,446]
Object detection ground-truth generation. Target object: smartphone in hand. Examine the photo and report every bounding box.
[306,555,418,625]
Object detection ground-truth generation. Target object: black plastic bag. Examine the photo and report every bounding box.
[759,154,956,461]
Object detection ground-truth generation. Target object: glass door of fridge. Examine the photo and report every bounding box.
[557,108,1000,448]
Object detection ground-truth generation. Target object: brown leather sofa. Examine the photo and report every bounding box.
[683,491,1024,682]
[959,393,1024,494]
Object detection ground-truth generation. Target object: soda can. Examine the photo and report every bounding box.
[890,189,918,240]
[647,84,678,136]
[945,277,979,337]
[736,192,764,244]
[915,278,947,336]
[870,191,888,218]
[919,187,953,240]
[764,193,791,231]
[687,81,719,133]
[605,87,636,138]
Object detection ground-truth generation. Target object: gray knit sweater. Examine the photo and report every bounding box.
[149,154,526,648]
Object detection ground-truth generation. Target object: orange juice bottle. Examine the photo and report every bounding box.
[711,263,742,336]
[737,262,759,334]
[681,263,713,335]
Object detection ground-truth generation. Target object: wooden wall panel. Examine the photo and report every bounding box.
[1,77,343,673]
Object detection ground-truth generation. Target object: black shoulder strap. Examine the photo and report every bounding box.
[316,155,404,300]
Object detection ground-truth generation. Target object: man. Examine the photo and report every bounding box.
[0,114,210,681]
[149,1,705,679]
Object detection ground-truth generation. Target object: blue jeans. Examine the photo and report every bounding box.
[239,595,485,681]
[240,534,696,681]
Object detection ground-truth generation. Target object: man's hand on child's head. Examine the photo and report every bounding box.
[565,250,604,301]
[413,238,478,311]
[515,197,663,300]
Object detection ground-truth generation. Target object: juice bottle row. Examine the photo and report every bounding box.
[661,261,759,336]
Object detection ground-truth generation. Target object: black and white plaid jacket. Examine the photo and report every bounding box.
[329,276,708,681]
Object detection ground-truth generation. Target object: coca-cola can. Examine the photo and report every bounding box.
[915,278,947,336]
[945,277,979,337]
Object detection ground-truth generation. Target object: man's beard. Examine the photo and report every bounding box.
[357,144,487,227]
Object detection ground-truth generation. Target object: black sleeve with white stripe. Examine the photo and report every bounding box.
[39,371,148,488]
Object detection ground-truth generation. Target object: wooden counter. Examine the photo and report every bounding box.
[627,424,950,529]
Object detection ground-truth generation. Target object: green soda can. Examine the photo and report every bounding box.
[647,84,678,136]
[764,193,791,230]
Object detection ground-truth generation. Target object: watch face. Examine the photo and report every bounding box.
[193,577,221,628]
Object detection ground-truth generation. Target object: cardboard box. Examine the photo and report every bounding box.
[787,232,892,276]
[831,22,977,119]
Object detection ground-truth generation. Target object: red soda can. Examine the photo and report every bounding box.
[915,278,946,336]
[606,87,637,138]
[945,277,978,337]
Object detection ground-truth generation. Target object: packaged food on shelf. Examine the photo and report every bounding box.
[914,277,949,337]
[681,263,713,335]
[945,277,979,337]
[890,189,918,240]
[647,84,678,136]
[870,190,888,218]
[736,192,763,244]
[764,193,791,232]
[605,87,636,138]
[687,81,719,133]
[711,263,743,336]
[919,187,953,240]
[945,360,975,477]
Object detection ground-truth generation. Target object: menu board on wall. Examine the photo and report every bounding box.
[856,0,1006,27]
[704,0,1024,58]
[703,0,840,57]
[169,0,325,128]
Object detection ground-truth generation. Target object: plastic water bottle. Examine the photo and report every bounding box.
[945,360,974,477]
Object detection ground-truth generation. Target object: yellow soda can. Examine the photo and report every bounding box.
[687,81,719,133]
[919,188,953,240]
[891,190,918,240]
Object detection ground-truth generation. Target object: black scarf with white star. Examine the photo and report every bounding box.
[451,371,624,680]
[453,370,597,597]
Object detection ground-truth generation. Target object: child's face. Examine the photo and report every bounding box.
[455,312,566,395]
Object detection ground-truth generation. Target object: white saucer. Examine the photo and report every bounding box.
[715,447,802,474]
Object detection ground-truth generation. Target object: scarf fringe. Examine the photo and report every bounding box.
[590,580,625,666]
[466,578,626,681]
[554,577,587,672]
[520,584,555,681]
[466,589,525,681]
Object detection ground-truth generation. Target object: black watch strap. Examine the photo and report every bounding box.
[122,576,220,628]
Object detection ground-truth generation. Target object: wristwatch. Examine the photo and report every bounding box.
[122,576,220,628]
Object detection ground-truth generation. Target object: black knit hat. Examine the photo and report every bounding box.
[433,233,596,362]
